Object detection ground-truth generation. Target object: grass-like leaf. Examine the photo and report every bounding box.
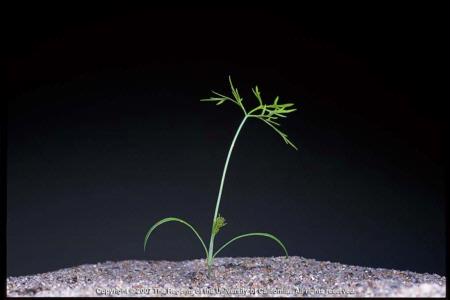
[213,232,289,259]
[144,217,208,257]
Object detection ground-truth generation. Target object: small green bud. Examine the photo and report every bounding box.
[213,214,227,235]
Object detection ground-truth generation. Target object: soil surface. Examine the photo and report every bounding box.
[7,256,446,297]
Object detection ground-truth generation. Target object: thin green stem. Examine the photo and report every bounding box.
[207,115,248,269]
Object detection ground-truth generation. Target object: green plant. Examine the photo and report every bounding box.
[144,76,298,277]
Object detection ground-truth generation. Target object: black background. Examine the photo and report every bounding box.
[6,4,448,277]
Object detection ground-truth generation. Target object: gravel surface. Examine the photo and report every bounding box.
[7,256,446,297]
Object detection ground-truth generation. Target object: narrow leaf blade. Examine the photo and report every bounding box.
[144,217,208,257]
[213,232,289,259]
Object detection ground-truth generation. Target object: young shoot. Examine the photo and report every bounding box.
[144,76,298,277]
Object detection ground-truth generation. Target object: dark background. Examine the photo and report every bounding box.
[6,4,448,277]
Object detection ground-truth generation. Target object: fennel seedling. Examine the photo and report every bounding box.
[144,76,298,277]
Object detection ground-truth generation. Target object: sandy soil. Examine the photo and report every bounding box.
[7,256,446,297]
